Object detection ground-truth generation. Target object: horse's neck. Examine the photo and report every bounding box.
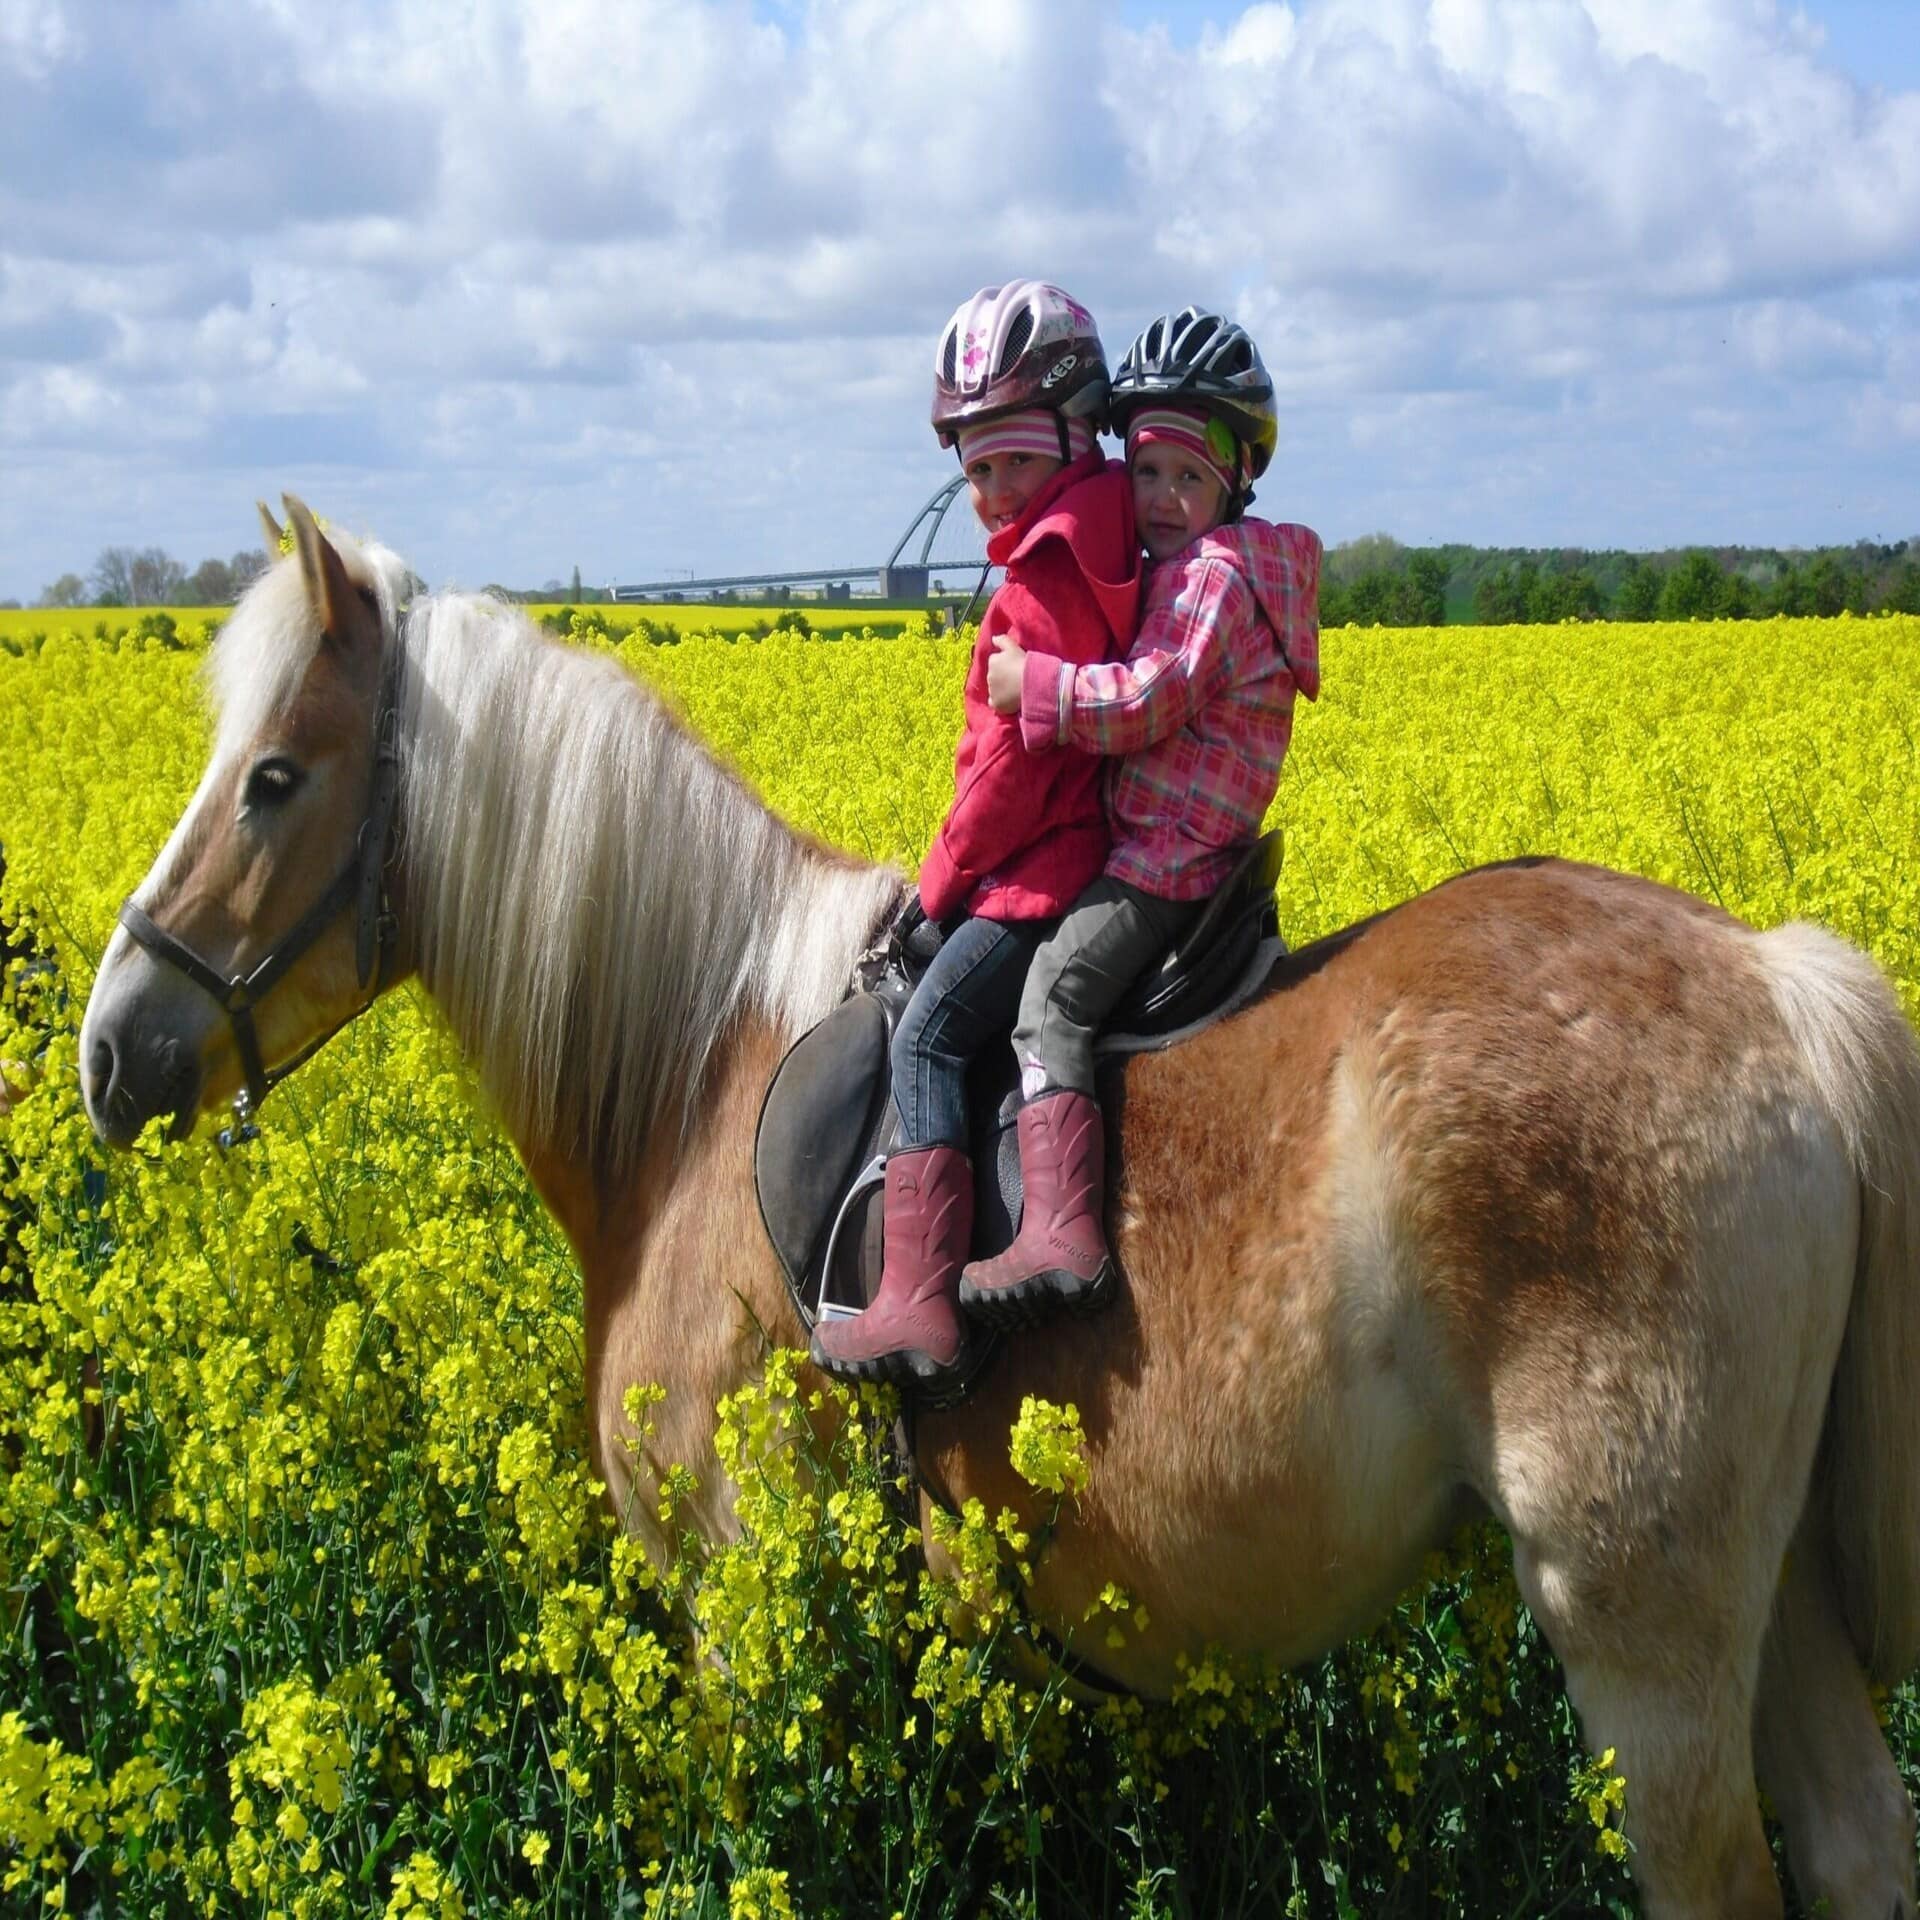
[396,594,899,1182]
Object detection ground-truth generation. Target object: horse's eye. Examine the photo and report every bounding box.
[244,757,305,812]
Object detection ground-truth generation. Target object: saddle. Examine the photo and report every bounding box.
[754,831,1287,1359]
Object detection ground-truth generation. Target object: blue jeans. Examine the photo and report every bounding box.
[892,914,1051,1149]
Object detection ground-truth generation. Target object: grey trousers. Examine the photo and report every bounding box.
[1013,876,1201,1097]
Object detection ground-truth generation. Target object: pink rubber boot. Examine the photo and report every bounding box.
[959,1089,1116,1327]
[811,1145,973,1394]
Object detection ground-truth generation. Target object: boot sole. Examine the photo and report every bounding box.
[810,1336,978,1410]
[958,1259,1116,1331]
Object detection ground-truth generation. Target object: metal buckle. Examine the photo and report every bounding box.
[217,1087,261,1150]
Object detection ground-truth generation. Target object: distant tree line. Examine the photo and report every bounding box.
[1322,535,1920,625]
[31,545,271,611]
[15,535,1920,625]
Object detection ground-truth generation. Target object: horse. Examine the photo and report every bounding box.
[77,500,1920,1919]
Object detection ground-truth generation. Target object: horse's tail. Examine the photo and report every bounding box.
[1757,919,1920,1684]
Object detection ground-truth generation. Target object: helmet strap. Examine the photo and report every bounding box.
[1227,442,1255,522]
[1055,413,1071,464]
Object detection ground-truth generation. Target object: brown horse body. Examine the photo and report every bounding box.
[79,508,1920,1917]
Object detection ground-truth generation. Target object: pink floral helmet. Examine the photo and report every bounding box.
[931,281,1111,455]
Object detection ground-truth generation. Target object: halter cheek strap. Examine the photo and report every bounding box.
[116,636,407,1130]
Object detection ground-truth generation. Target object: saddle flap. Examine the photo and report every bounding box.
[754,992,892,1299]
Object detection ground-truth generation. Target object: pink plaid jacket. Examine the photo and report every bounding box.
[1017,518,1322,900]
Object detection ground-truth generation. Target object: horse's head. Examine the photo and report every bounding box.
[81,496,410,1146]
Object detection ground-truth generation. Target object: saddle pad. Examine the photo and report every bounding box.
[754,987,1023,1329]
[1099,935,1283,1059]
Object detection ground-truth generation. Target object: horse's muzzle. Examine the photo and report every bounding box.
[85,1018,200,1147]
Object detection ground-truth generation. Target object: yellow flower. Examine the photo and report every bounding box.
[7,602,1918,1904]
[1007,1396,1090,1497]
[728,1866,796,1920]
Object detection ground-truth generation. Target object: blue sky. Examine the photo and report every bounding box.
[1812,0,1920,90]
[2,0,1918,600]
[1122,0,1920,88]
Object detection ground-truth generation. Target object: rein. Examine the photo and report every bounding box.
[117,634,407,1133]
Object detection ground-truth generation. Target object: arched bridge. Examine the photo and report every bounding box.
[609,476,990,602]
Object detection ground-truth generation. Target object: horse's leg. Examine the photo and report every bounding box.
[1754,1516,1917,1919]
[1512,1530,1783,1918]
[1496,1183,1861,1915]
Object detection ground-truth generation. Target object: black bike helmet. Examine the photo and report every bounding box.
[1109,308,1278,502]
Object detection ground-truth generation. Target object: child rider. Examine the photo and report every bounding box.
[809,281,1141,1398]
[961,306,1322,1326]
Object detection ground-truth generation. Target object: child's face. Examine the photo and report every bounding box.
[1131,447,1231,561]
[964,450,1064,534]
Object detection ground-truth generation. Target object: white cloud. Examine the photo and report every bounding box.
[1215,4,1300,65]
[0,0,76,80]
[4,365,118,437]
[1111,0,1920,303]
[1,0,1917,600]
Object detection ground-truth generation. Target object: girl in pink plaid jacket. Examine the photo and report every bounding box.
[962,307,1322,1329]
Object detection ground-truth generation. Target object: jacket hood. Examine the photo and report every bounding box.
[1192,519,1323,701]
[990,450,1140,649]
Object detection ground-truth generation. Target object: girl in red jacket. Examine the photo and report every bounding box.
[811,280,1140,1399]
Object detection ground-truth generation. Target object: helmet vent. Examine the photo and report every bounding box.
[1183,315,1220,361]
[998,308,1035,376]
[941,329,958,382]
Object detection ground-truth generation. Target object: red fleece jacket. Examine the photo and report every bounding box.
[917,450,1139,922]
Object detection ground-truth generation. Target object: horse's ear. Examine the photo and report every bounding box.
[282,494,365,654]
[257,501,285,554]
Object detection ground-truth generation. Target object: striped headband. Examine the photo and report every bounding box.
[1125,405,1240,496]
[955,410,1094,469]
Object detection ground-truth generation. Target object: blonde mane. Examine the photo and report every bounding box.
[208,552,899,1172]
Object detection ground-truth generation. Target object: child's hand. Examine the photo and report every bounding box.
[986,632,1027,714]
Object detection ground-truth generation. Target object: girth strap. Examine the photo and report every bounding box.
[886,1400,1135,1700]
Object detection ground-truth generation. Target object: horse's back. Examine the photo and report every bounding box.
[930,858,1893,1677]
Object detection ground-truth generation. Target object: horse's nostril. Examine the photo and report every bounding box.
[88,1038,116,1100]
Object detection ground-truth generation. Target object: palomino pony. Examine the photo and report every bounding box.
[79,503,1920,1918]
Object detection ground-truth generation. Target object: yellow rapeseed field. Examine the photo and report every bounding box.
[1,609,1916,1916]
[0,601,939,651]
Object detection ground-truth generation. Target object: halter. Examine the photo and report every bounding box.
[116,633,407,1132]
